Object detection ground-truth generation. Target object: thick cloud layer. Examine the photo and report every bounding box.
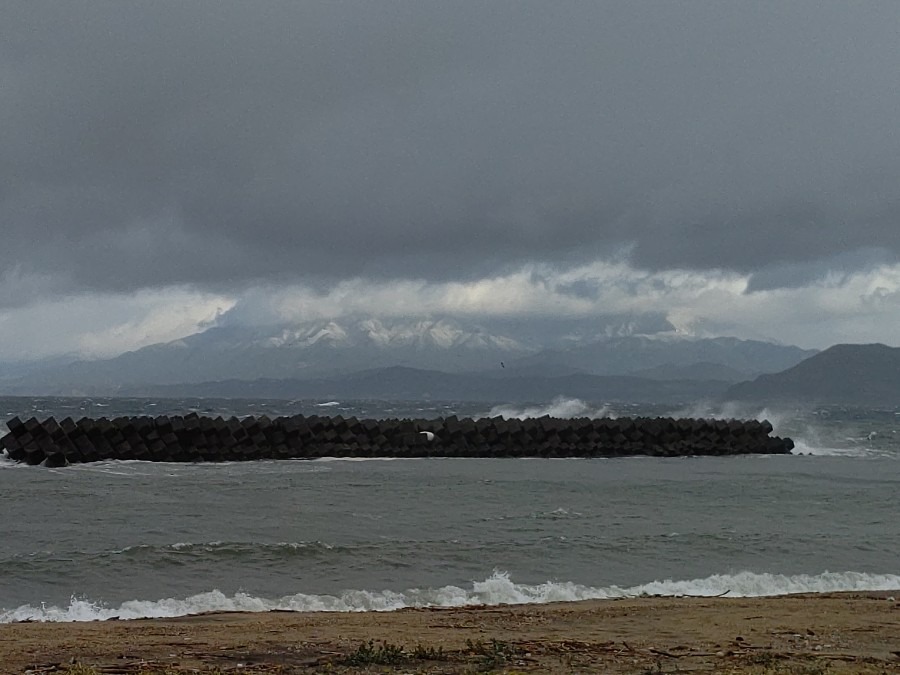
[5,258,900,360]
[4,1,900,303]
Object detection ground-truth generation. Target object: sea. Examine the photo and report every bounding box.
[1,395,898,623]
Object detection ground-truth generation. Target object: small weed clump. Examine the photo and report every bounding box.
[342,639,407,666]
[746,652,781,668]
[465,638,521,670]
[736,654,833,675]
[411,643,449,661]
[341,640,452,667]
[774,663,830,675]
[63,667,232,675]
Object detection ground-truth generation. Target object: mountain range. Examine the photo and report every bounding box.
[0,316,819,402]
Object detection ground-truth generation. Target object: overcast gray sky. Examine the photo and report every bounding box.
[2,1,900,358]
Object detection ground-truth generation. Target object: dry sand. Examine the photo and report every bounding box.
[1,593,899,674]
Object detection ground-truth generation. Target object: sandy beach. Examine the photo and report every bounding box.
[2,593,899,674]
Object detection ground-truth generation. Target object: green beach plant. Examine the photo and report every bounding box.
[465,638,521,671]
[342,639,407,666]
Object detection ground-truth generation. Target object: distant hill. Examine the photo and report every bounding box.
[509,335,816,378]
[726,343,900,406]
[123,366,733,404]
[630,361,750,382]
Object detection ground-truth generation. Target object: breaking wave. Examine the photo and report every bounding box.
[487,396,613,420]
[669,402,885,457]
[3,570,898,623]
[670,401,793,429]
[0,451,21,469]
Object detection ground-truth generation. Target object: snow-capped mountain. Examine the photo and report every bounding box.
[0,314,817,398]
[258,318,524,353]
[5,317,533,394]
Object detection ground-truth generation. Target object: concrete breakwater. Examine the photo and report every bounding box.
[0,414,794,466]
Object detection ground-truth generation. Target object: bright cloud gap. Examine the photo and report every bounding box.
[1,257,900,362]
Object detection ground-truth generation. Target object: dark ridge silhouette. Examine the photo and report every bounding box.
[726,343,900,406]
[629,361,750,382]
[118,367,731,403]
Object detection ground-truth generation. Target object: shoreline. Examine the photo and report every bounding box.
[2,592,898,673]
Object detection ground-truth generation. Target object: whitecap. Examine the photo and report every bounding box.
[487,396,613,420]
[4,569,898,623]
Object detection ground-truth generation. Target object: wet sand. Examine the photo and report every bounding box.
[2,593,899,674]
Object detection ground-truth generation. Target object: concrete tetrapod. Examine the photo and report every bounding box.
[0,414,794,465]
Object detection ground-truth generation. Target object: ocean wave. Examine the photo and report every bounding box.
[0,452,23,469]
[669,402,895,458]
[789,439,872,457]
[3,569,898,623]
[0,541,344,573]
[487,396,613,420]
[531,507,584,520]
[117,540,337,556]
[313,456,410,462]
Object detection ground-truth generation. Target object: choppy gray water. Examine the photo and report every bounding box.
[1,396,898,622]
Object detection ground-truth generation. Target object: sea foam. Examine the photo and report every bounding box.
[0,451,22,469]
[488,396,613,420]
[3,570,898,623]
[670,402,888,457]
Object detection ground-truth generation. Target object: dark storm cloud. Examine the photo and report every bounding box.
[3,1,900,300]
[746,247,893,292]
